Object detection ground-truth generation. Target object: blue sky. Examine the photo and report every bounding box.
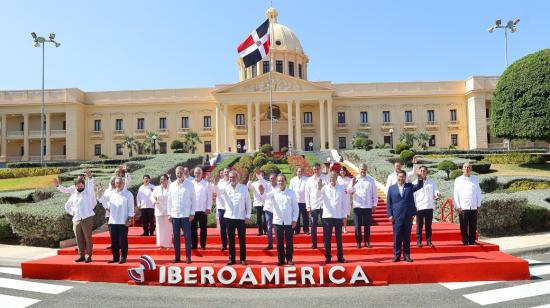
[1,0,548,91]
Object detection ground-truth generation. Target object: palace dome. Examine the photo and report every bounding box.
[266,7,304,54]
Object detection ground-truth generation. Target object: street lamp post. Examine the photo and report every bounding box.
[152,135,157,154]
[488,19,520,67]
[31,32,60,166]
[389,128,394,149]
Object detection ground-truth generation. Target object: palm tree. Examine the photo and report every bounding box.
[184,131,202,154]
[143,132,162,154]
[122,135,138,157]
[415,132,431,150]
[399,132,416,147]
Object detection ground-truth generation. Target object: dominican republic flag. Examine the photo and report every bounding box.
[237,19,270,68]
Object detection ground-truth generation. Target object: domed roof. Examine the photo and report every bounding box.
[266,8,305,54]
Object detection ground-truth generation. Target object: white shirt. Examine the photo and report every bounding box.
[413,178,440,210]
[385,165,417,195]
[98,187,114,218]
[215,179,228,210]
[192,179,213,212]
[137,183,156,209]
[123,173,132,189]
[248,179,267,208]
[64,191,95,222]
[318,184,347,219]
[167,179,196,218]
[348,175,378,209]
[219,183,252,220]
[289,176,308,203]
[151,185,169,216]
[263,182,276,213]
[107,189,135,224]
[59,178,96,207]
[265,188,299,225]
[453,175,482,210]
[398,184,405,197]
[305,175,327,211]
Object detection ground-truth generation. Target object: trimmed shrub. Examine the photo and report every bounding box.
[281,146,289,154]
[253,154,269,167]
[478,195,526,236]
[343,149,395,183]
[483,153,545,165]
[0,218,14,239]
[261,163,281,176]
[6,161,84,168]
[0,167,62,179]
[520,204,550,233]
[208,155,239,179]
[507,180,550,192]
[470,163,492,174]
[260,144,273,154]
[395,143,410,155]
[399,150,415,166]
[479,176,498,193]
[437,160,458,180]
[449,169,463,180]
[170,140,184,150]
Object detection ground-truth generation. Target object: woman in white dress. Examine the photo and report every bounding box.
[151,174,172,248]
[337,167,352,234]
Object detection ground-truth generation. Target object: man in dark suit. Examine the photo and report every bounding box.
[387,169,423,262]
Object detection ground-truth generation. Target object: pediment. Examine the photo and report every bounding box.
[214,72,332,95]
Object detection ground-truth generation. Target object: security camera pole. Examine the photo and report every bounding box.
[31,32,61,166]
[487,19,520,67]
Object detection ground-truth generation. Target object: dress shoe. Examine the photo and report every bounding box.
[364,242,371,248]
[140,233,148,236]
[305,232,310,235]
[404,256,413,262]
[107,259,119,264]
[287,260,295,266]
[277,261,284,266]
[264,245,273,250]
[311,245,317,249]
[427,241,434,248]
[74,256,85,263]
[356,243,362,248]
[118,258,127,264]
[337,258,348,263]
[221,247,227,251]
[227,260,235,265]
[173,259,181,263]
[186,259,192,264]
[240,260,247,265]
[192,246,198,250]
[392,257,400,262]
[325,259,331,264]
[256,233,263,236]
[416,242,422,248]
[201,247,206,250]
[85,256,92,263]
[106,246,112,250]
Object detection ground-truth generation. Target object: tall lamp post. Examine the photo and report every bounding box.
[488,19,520,67]
[31,32,60,166]
[152,135,157,154]
[389,128,394,149]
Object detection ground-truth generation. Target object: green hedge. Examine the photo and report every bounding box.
[343,149,395,183]
[520,204,550,233]
[209,155,239,179]
[7,161,85,168]
[0,167,62,179]
[0,217,14,239]
[470,163,492,174]
[483,153,545,165]
[479,176,498,193]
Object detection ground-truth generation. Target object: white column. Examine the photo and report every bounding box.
[287,100,293,150]
[1,114,6,160]
[327,97,334,149]
[23,113,29,160]
[247,102,254,152]
[255,102,260,149]
[45,113,51,160]
[319,99,325,150]
[295,100,302,151]
[467,95,488,149]
[215,103,221,153]
[223,103,228,152]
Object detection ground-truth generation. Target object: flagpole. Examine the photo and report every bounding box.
[268,15,274,147]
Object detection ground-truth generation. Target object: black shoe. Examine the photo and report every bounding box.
[106,246,111,250]
[107,259,119,264]
[173,259,181,263]
[404,256,413,262]
[264,245,273,250]
[305,231,310,235]
[392,257,400,262]
[74,257,85,263]
[118,258,127,264]
[186,259,192,264]
[201,246,206,250]
[325,259,331,264]
[256,233,263,236]
[365,242,371,248]
[192,247,198,250]
[356,243,362,248]
[240,260,247,265]
[277,261,284,266]
[416,242,422,248]
[337,258,348,263]
[427,241,433,248]
[85,256,92,263]
[140,233,148,236]
[311,245,317,249]
[287,260,294,266]
[227,260,235,265]
[221,247,227,251]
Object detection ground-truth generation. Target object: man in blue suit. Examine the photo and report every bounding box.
[387,169,423,262]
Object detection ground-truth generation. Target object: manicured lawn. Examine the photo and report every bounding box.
[0,174,58,191]
[490,163,550,177]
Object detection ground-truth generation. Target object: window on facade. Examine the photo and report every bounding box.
[236,114,245,126]
[383,136,391,145]
[486,108,490,118]
[303,112,313,124]
[203,116,212,128]
[298,64,303,79]
[94,120,101,132]
[137,118,145,130]
[159,142,167,154]
[275,60,283,73]
[62,120,66,130]
[20,146,24,156]
[360,112,368,124]
[429,135,436,147]
[337,112,346,124]
[288,61,295,77]
[427,110,435,122]
[251,63,257,78]
[450,109,457,122]
[451,134,458,146]
[116,144,123,155]
[383,111,391,123]
[338,137,346,149]
[204,141,212,153]
[63,144,66,155]
[159,117,167,129]
[115,119,123,131]
[94,144,102,156]
[405,110,413,123]
[20,122,24,131]
[181,117,189,129]
[43,145,46,156]
[263,61,270,74]
[42,121,46,131]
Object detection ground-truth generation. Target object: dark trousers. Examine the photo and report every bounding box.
[218,209,228,249]
[310,209,322,246]
[141,208,155,236]
[459,209,478,245]
[353,208,372,245]
[275,224,294,263]
[172,217,191,261]
[109,224,128,261]
[227,218,246,262]
[323,218,344,261]
[255,206,266,235]
[294,203,309,234]
[191,211,208,249]
[393,217,413,258]
[416,209,434,244]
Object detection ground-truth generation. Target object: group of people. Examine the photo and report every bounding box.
[60,157,482,267]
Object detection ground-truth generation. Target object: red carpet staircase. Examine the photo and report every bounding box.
[22,191,530,287]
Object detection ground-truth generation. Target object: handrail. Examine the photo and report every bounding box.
[440,197,454,223]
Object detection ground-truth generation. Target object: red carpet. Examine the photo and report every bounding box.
[21,197,531,287]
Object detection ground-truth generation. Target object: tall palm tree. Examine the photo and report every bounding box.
[143,132,162,154]
[184,131,202,154]
[122,135,138,157]
[415,132,431,150]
